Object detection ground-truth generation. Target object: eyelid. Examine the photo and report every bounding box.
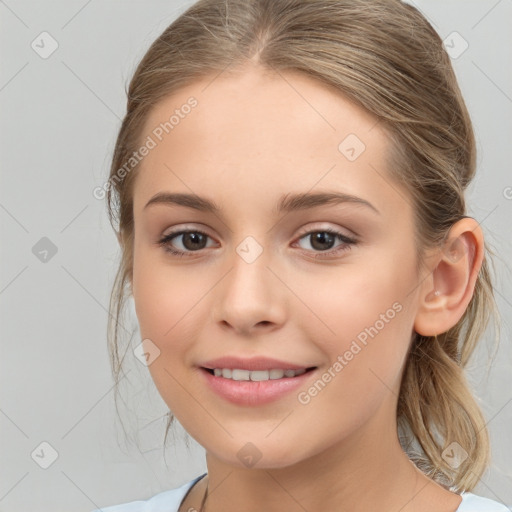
[295,222,358,241]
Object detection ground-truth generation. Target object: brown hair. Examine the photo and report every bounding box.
[105,0,499,492]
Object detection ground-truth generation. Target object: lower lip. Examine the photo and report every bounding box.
[199,367,316,406]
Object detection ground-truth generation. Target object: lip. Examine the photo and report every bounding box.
[198,365,318,406]
[199,355,313,371]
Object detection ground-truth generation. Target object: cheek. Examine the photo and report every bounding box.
[290,271,415,451]
[131,274,193,415]
[131,247,212,409]
[293,252,416,386]
[132,242,200,339]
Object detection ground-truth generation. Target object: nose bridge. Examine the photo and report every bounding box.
[227,233,272,301]
[214,233,285,332]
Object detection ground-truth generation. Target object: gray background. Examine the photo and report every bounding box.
[1,1,511,510]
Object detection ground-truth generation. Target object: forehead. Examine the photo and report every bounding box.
[132,67,403,218]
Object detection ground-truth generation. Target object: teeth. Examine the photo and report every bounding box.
[269,369,284,379]
[211,368,308,381]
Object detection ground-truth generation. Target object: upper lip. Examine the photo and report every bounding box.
[199,356,316,372]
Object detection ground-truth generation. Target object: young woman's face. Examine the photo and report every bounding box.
[130,66,422,468]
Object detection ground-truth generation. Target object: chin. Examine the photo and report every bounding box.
[206,437,310,471]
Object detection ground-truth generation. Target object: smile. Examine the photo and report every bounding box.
[199,366,318,406]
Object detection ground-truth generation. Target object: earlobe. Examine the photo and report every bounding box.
[414,218,484,337]
[128,272,134,296]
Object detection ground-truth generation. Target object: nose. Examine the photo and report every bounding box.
[212,244,287,336]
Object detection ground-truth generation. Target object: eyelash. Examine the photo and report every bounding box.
[157,227,357,260]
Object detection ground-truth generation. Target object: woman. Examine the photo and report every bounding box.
[94,0,509,510]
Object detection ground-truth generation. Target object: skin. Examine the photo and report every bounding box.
[129,64,483,512]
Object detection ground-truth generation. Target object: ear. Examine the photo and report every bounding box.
[126,258,134,296]
[116,230,134,295]
[127,271,133,296]
[414,218,484,336]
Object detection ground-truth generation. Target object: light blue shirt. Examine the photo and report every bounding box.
[92,473,510,512]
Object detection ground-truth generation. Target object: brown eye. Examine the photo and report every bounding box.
[295,229,357,258]
[157,230,214,257]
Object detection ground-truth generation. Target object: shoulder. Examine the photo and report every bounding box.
[90,473,207,512]
[457,491,511,512]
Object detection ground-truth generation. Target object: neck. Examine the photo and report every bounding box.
[189,409,454,512]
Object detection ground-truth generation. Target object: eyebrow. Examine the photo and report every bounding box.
[143,191,380,215]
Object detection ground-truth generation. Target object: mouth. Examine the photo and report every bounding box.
[199,364,319,406]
